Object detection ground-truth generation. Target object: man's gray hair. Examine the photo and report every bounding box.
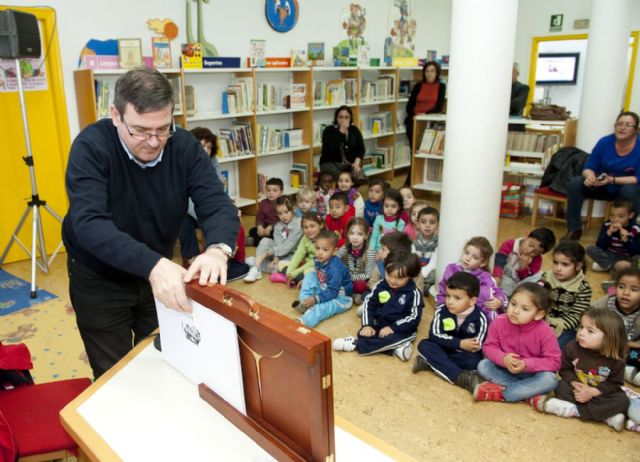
[113,67,173,115]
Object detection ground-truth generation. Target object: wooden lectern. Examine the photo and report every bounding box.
[186,282,335,462]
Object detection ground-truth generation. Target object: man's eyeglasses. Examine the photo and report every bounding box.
[121,117,175,141]
[615,122,637,129]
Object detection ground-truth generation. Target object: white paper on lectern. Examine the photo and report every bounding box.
[155,298,246,415]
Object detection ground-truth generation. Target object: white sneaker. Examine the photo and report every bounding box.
[355,304,364,317]
[625,365,638,383]
[626,418,640,432]
[543,398,579,418]
[591,261,607,272]
[333,336,356,352]
[245,256,256,267]
[243,266,262,283]
[393,342,413,362]
[605,413,625,432]
[633,372,640,387]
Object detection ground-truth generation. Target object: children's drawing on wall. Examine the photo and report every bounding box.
[0,57,48,93]
[185,0,219,57]
[333,3,367,65]
[147,18,179,68]
[389,0,417,58]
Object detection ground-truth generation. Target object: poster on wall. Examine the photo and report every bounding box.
[0,57,48,93]
[389,0,417,58]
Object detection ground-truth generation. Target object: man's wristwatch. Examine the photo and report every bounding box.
[207,243,233,258]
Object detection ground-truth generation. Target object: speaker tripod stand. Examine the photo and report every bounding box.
[0,58,63,298]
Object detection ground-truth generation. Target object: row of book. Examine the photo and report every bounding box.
[506,131,563,153]
[360,75,396,103]
[313,79,357,107]
[362,112,393,135]
[256,83,307,112]
[417,129,446,155]
[424,158,444,182]
[95,80,110,119]
[312,123,331,146]
[256,125,304,153]
[218,124,255,157]
[221,77,254,114]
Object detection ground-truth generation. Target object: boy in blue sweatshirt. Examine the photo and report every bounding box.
[294,229,353,327]
[413,271,488,391]
[333,250,424,361]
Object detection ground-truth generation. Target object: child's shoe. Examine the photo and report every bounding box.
[633,372,640,387]
[456,371,483,392]
[291,300,308,314]
[626,419,640,432]
[526,394,547,412]
[591,261,608,272]
[605,413,625,432]
[543,398,578,417]
[473,382,504,402]
[352,293,363,305]
[243,266,262,282]
[245,256,256,267]
[624,365,638,383]
[393,342,413,362]
[269,273,288,284]
[411,355,431,374]
[245,236,255,247]
[332,336,357,352]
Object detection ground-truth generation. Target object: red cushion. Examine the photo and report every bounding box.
[534,186,567,199]
[0,378,91,456]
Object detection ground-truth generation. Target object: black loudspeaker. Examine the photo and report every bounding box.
[0,10,41,59]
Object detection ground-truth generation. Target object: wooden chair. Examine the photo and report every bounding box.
[0,378,91,461]
[530,186,607,228]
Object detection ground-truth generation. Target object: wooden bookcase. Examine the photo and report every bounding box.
[410,114,578,194]
[73,65,425,211]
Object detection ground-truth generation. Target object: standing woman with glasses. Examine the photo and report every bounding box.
[63,67,238,379]
[564,111,640,241]
[319,105,366,185]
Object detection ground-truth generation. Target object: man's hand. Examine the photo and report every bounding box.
[149,258,191,313]
[184,247,229,287]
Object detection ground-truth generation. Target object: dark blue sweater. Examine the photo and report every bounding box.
[62,119,238,281]
[428,304,488,351]
[362,279,423,334]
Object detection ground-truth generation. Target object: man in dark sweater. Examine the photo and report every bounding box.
[63,68,238,379]
[510,63,530,116]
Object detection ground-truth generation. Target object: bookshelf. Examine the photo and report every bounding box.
[73,65,426,212]
[410,114,578,195]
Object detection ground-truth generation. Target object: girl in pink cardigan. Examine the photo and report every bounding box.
[472,282,562,408]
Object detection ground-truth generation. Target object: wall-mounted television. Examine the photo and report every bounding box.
[535,52,580,85]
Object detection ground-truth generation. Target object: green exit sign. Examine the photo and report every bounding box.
[550,14,564,32]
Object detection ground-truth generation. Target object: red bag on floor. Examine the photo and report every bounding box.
[500,183,525,219]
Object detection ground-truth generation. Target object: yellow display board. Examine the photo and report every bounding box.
[0,6,70,263]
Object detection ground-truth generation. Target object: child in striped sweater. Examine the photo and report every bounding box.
[336,217,376,305]
[541,240,592,350]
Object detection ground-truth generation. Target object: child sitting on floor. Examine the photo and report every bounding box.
[325,191,355,248]
[282,212,323,286]
[316,171,336,219]
[404,199,429,241]
[295,187,316,217]
[473,282,561,408]
[591,266,640,386]
[293,229,353,327]
[541,241,592,349]
[369,188,406,252]
[413,271,488,392]
[542,308,630,432]
[333,250,423,362]
[337,170,365,217]
[411,207,439,294]
[493,227,556,296]
[363,178,387,227]
[399,186,415,224]
[336,217,376,305]
[437,236,507,322]
[244,197,302,282]
[248,177,283,247]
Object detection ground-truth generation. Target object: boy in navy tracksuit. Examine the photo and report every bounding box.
[333,250,423,362]
[295,229,353,327]
[413,271,488,392]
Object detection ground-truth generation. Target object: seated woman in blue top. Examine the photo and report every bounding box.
[565,111,640,241]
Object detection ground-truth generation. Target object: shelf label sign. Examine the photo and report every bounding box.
[550,14,563,32]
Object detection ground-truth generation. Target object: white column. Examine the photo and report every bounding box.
[437,0,518,277]
[576,0,632,151]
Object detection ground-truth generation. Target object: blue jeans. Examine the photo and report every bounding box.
[567,175,640,231]
[477,359,558,402]
[298,272,352,328]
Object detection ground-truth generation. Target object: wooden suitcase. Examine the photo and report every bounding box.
[186,282,335,462]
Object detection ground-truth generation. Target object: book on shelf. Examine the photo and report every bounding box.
[360,74,396,103]
[168,77,182,114]
[425,158,444,182]
[417,128,445,155]
[220,169,229,195]
[357,44,370,66]
[291,49,307,67]
[152,37,172,68]
[313,78,357,107]
[291,162,308,187]
[219,123,255,157]
[283,129,303,148]
[506,131,562,154]
[363,144,393,171]
[395,143,411,165]
[95,79,110,119]
[184,85,196,117]
[250,39,266,67]
[307,42,325,66]
[180,42,202,69]
[290,83,307,108]
[256,83,289,112]
[222,77,254,114]
[399,80,411,98]
[313,122,330,146]
[363,112,392,135]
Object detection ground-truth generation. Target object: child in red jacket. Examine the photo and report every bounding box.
[325,192,355,247]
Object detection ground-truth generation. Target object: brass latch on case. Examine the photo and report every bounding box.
[325,454,334,462]
[322,374,331,389]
